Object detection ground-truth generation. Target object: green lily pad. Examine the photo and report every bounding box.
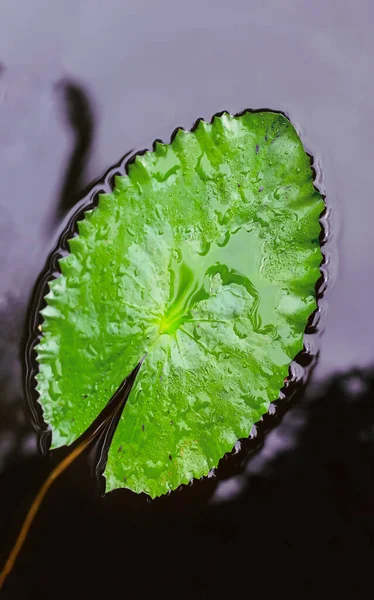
[36,111,323,498]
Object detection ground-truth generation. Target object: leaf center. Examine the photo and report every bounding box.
[159,261,205,334]
[158,226,263,336]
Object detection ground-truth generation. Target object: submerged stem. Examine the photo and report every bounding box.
[0,431,93,590]
[0,360,143,591]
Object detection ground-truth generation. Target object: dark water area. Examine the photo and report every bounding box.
[0,1,373,597]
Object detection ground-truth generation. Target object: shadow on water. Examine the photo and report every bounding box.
[52,80,95,225]
[0,366,373,597]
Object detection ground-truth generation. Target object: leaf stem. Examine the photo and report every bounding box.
[0,360,143,591]
[0,430,94,590]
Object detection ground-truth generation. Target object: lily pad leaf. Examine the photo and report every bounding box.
[36,111,323,498]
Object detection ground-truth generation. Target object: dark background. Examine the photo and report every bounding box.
[0,1,373,597]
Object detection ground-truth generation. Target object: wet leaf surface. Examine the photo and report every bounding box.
[36,111,323,497]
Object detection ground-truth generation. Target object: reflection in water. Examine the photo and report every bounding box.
[53,80,94,224]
